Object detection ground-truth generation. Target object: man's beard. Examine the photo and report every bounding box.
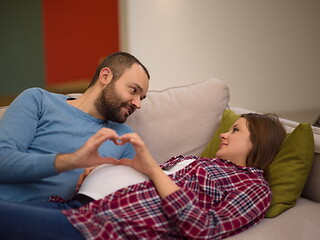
[95,82,136,123]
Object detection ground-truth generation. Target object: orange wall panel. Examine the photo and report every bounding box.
[43,0,119,85]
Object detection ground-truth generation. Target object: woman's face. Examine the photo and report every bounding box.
[216,118,253,166]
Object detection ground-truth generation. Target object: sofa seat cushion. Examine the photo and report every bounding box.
[126,78,230,164]
[226,198,320,240]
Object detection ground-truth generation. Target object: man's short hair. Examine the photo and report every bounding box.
[88,52,150,88]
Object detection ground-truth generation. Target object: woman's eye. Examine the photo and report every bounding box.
[232,127,239,133]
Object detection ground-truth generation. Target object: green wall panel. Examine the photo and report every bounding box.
[0,0,45,96]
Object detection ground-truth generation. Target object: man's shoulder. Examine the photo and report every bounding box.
[19,87,51,99]
[21,88,67,101]
[20,87,43,95]
[8,88,46,106]
[11,88,67,112]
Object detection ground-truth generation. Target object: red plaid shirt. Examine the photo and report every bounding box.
[62,156,271,239]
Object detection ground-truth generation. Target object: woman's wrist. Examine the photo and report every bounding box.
[146,165,163,180]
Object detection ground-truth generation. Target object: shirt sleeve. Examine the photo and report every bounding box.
[162,182,270,239]
[0,89,57,183]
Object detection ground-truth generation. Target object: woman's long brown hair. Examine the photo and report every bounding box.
[241,113,286,170]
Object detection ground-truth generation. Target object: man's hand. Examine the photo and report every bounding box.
[55,128,121,173]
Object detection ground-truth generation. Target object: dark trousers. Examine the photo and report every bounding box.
[0,200,85,239]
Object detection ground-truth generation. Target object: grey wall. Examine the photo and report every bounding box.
[121,0,320,124]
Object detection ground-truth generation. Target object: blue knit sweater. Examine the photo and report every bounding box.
[0,88,135,202]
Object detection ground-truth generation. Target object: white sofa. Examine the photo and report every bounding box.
[1,78,319,239]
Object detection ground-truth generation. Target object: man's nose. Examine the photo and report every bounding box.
[132,96,141,109]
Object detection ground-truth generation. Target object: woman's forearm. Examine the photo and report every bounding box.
[148,167,180,199]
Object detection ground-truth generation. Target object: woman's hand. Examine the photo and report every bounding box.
[117,133,160,178]
[118,133,180,199]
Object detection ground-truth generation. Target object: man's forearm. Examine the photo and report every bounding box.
[54,153,78,173]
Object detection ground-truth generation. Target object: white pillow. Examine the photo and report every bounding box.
[126,78,230,163]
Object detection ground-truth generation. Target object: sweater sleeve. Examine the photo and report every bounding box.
[162,182,270,239]
[0,89,57,183]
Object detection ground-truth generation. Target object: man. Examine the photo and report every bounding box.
[0,52,150,202]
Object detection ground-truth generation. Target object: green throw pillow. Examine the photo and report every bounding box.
[200,109,314,218]
[266,123,314,217]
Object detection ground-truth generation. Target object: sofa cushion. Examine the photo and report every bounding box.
[266,123,314,217]
[200,109,314,218]
[126,78,230,164]
[227,198,320,240]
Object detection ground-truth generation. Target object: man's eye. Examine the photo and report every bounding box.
[130,87,136,93]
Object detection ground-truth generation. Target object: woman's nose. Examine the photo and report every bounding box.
[219,132,228,140]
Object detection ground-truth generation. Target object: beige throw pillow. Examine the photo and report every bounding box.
[127,78,230,163]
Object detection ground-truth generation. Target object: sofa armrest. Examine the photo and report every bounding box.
[0,106,7,119]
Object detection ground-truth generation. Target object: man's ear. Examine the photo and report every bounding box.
[99,67,113,85]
